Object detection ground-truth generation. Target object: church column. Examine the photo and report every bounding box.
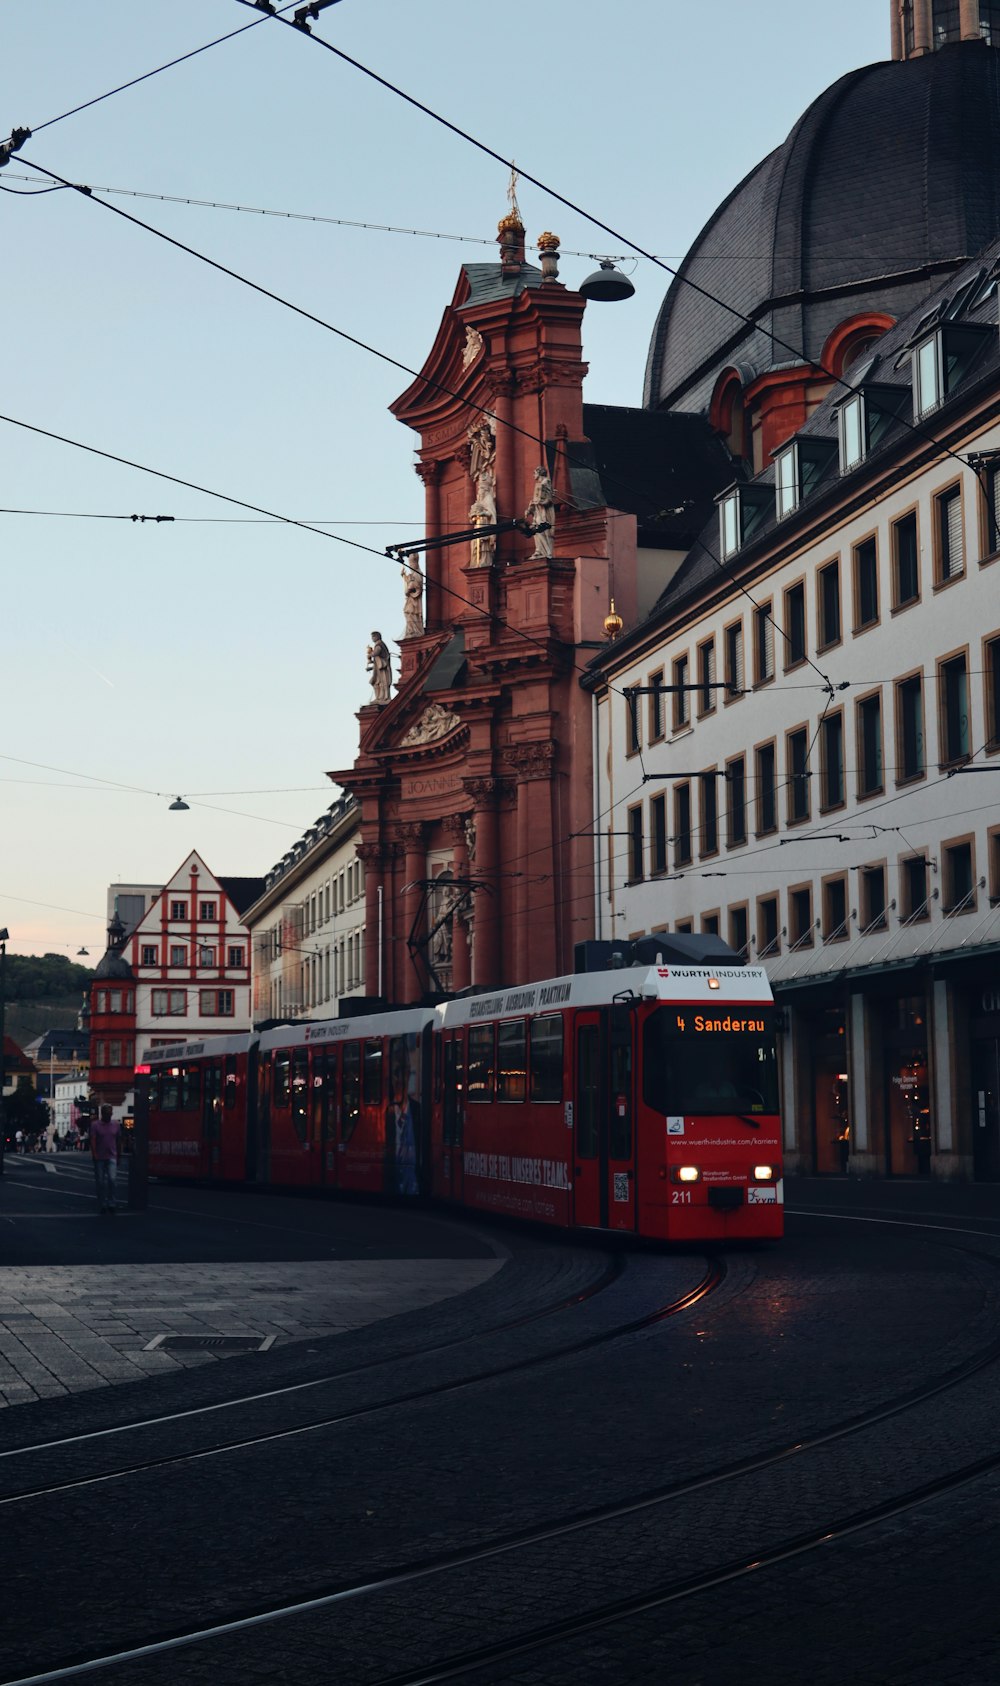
[488,376,515,543]
[415,460,442,629]
[444,816,472,992]
[397,824,426,1003]
[357,841,385,998]
[913,0,932,53]
[464,779,502,988]
[510,744,557,982]
[960,0,980,39]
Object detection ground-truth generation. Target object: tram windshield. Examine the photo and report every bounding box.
[642,1005,779,1117]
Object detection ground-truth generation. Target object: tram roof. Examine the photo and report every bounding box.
[257,1005,437,1054]
[141,1032,252,1067]
[437,966,774,1028]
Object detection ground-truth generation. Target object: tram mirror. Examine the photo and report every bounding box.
[610,1001,633,1038]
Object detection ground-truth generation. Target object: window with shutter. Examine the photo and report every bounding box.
[937,487,964,581]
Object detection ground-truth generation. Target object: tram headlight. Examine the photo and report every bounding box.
[753,1164,775,1182]
[671,1165,701,1183]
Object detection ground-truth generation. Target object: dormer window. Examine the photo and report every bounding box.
[837,383,908,471]
[718,484,770,559]
[839,395,865,471]
[774,439,833,519]
[912,323,992,420]
[913,335,943,417]
[775,448,798,519]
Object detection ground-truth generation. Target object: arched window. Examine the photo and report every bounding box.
[932,0,961,43]
[821,314,895,380]
[710,371,748,461]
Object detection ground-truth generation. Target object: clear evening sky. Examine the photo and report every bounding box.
[1,0,880,959]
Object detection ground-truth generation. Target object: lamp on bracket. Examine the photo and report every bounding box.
[579,257,635,303]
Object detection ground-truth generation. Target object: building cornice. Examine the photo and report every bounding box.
[243,805,361,928]
[585,361,1000,690]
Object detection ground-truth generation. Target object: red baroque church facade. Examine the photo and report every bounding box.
[332,217,634,1001]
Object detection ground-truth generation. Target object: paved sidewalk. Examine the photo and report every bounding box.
[0,1158,503,1408]
[0,1257,501,1407]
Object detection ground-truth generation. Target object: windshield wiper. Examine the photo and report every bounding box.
[735,1113,761,1128]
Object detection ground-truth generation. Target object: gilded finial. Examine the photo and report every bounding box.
[498,165,524,234]
[603,598,624,641]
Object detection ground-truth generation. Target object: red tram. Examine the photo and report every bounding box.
[144,960,782,1243]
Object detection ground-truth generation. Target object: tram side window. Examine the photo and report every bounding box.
[181,1065,201,1114]
[160,1069,180,1112]
[224,1054,238,1109]
[576,1028,599,1158]
[443,1038,463,1145]
[291,1050,309,1143]
[468,1025,495,1102]
[497,1020,527,1102]
[363,1039,384,1105]
[342,1042,361,1141]
[274,1053,291,1108]
[529,1016,564,1103]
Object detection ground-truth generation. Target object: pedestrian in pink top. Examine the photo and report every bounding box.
[90,1105,121,1214]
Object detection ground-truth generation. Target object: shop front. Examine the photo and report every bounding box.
[881,994,932,1176]
[809,1005,851,1175]
[965,982,1000,1181]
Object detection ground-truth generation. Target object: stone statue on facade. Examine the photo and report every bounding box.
[401,555,424,639]
[366,631,392,704]
[463,814,477,865]
[467,417,497,568]
[462,325,484,368]
[525,466,555,559]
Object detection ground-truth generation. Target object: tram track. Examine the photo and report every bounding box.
[0,1256,723,1506]
[4,1224,1000,1685]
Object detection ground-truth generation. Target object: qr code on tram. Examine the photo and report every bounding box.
[613,1172,629,1203]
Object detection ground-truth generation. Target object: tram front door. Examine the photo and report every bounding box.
[574,1015,603,1227]
[573,1009,637,1232]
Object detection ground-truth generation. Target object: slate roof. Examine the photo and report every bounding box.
[423,629,468,692]
[93,949,134,981]
[460,261,544,307]
[577,405,738,546]
[24,1030,90,1060]
[645,42,1000,415]
[218,876,267,917]
[649,238,1000,623]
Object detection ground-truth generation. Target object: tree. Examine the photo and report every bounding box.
[5,1077,49,1143]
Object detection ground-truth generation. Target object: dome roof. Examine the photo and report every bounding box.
[93,949,133,981]
[645,43,1000,414]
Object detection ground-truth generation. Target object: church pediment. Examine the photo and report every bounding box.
[398,702,463,748]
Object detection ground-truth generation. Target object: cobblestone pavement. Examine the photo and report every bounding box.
[3,1174,999,1685]
[0,1255,503,1405]
[0,1156,501,1405]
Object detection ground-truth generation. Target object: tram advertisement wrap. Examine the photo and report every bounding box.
[462,1151,571,1220]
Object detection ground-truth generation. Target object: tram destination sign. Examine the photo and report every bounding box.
[666,1010,772,1036]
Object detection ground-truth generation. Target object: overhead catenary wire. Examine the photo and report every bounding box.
[0,172,802,260]
[7,5,297,143]
[0,508,418,525]
[15,155,836,697]
[263,10,995,501]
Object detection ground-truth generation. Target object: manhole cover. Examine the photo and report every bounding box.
[144,1334,275,1353]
